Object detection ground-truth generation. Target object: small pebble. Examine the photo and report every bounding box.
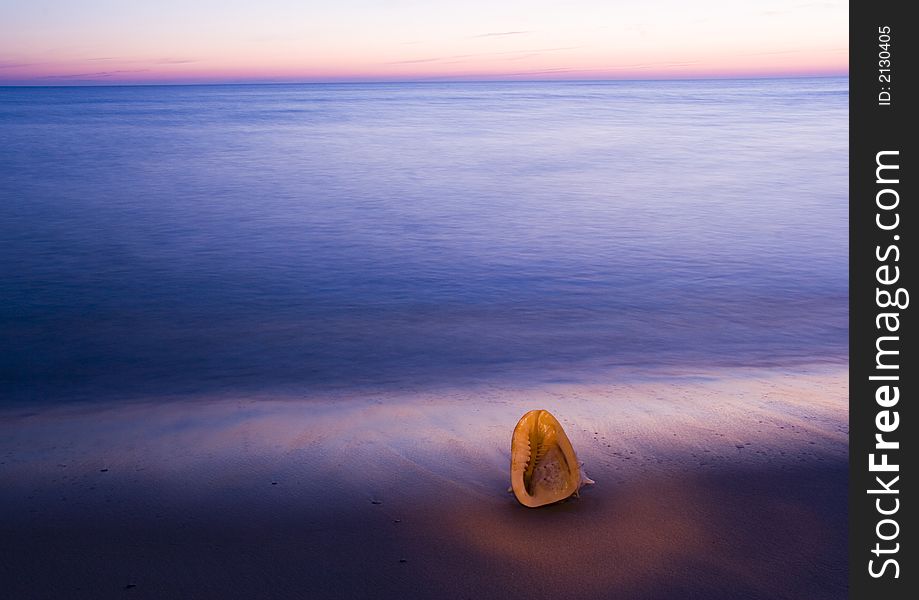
[371,500,382,505]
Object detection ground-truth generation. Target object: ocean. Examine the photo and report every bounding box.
[0,78,848,401]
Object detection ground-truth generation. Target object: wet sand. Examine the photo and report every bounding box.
[0,365,847,599]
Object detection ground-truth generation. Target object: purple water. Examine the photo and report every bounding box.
[0,78,848,401]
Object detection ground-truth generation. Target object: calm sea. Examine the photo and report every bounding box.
[0,78,847,401]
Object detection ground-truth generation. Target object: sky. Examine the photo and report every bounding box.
[0,0,847,84]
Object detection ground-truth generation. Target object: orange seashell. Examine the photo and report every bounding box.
[510,409,591,508]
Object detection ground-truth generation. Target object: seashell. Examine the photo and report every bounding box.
[510,409,592,507]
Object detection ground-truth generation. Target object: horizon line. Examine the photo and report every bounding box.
[0,72,850,88]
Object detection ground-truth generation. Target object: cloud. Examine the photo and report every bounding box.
[471,31,531,38]
[83,57,197,65]
[386,46,580,65]
[39,69,150,79]
[156,58,198,64]
[741,47,845,57]
[387,57,445,65]
[613,60,702,70]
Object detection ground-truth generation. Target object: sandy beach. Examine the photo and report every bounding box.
[0,365,847,599]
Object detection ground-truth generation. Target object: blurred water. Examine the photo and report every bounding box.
[0,79,847,401]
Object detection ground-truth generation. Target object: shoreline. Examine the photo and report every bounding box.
[0,364,847,598]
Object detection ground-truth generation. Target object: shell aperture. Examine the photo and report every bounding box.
[510,409,585,508]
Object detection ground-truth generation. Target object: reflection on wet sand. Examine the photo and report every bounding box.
[0,366,846,599]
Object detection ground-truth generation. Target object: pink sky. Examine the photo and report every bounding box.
[0,1,847,84]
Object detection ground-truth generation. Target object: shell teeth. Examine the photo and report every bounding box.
[534,441,547,464]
